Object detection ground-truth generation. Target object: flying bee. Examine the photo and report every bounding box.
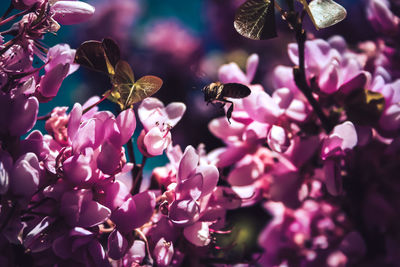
[202,82,251,123]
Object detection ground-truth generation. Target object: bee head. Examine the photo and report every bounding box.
[202,85,211,102]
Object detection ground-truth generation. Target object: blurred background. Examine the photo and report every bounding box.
[0,0,374,171]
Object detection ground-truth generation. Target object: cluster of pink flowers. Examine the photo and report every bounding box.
[143,19,201,61]
[1,0,400,266]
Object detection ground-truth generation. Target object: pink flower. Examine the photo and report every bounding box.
[277,38,367,95]
[60,189,111,228]
[45,44,79,75]
[321,121,358,160]
[321,121,357,195]
[138,98,185,156]
[37,63,70,101]
[367,0,399,34]
[0,149,12,194]
[110,191,156,233]
[45,107,69,145]
[168,146,219,227]
[144,19,200,60]
[153,238,175,266]
[51,1,95,25]
[10,153,44,199]
[218,53,259,84]
[258,200,352,266]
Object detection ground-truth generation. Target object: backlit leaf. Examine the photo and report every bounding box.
[234,0,277,40]
[309,0,347,29]
[128,76,163,105]
[298,0,347,30]
[74,38,120,75]
[113,60,135,86]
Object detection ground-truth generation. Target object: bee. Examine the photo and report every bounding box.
[202,82,251,123]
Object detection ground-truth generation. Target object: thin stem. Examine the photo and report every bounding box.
[0,37,17,56]
[0,6,34,27]
[82,90,112,115]
[131,156,147,195]
[283,7,332,133]
[37,114,51,120]
[127,137,138,194]
[127,138,136,165]
[293,26,332,133]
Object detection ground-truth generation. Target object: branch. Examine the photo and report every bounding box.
[131,156,147,195]
[291,15,333,133]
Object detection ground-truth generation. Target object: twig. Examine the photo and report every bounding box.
[0,5,35,27]
[292,24,333,133]
[82,90,112,115]
[131,156,147,195]
[284,2,332,133]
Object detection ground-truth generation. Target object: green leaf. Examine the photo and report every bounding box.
[110,61,163,109]
[74,38,120,75]
[113,60,135,86]
[128,76,163,105]
[234,0,277,40]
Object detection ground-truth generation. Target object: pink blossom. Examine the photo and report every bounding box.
[321,121,358,160]
[168,146,219,227]
[277,38,367,95]
[107,229,129,260]
[321,121,357,195]
[218,53,259,84]
[183,221,211,246]
[367,0,399,33]
[37,63,70,101]
[138,98,185,156]
[153,238,174,266]
[259,200,351,266]
[51,1,95,25]
[10,153,43,199]
[45,44,79,75]
[143,19,200,60]
[0,150,12,194]
[45,107,69,145]
[60,189,111,228]
[111,191,156,233]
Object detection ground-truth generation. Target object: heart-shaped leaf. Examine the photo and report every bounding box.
[299,0,347,30]
[108,61,163,109]
[74,38,120,75]
[234,0,277,40]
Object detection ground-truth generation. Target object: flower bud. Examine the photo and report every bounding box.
[267,125,291,153]
[153,238,174,266]
[52,1,95,25]
[37,63,70,101]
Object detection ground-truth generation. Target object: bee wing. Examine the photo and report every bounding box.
[222,83,251,98]
[128,76,163,105]
[74,38,120,75]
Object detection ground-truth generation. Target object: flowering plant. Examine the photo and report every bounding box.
[1,0,400,266]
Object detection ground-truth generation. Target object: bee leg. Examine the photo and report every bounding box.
[223,100,234,124]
